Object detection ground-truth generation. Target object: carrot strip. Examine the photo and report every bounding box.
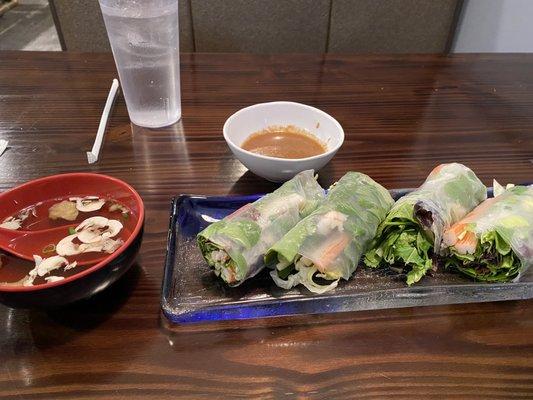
[314,234,350,272]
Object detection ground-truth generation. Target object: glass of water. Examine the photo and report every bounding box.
[99,0,181,128]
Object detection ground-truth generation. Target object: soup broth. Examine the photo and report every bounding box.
[0,195,136,286]
[3,198,132,231]
[241,125,326,159]
[0,252,94,286]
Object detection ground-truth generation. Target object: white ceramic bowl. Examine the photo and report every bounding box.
[223,101,344,182]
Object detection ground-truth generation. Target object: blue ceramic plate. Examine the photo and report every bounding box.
[161,187,533,324]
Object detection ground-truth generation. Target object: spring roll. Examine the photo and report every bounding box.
[443,185,533,282]
[265,172,394,293]
[197,170,324,286]
[364,163,487,285]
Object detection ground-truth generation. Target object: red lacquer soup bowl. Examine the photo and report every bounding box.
[0,173,144,308]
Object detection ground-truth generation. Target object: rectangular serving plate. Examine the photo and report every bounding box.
[161,187,533,324]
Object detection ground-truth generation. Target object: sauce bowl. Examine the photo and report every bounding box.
[223,101,344,182]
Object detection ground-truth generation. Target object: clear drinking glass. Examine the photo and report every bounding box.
[98,0,181,128]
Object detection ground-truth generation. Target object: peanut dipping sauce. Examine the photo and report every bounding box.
[240,125,327,159]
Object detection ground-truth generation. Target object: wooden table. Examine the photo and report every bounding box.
[0,51,532,399]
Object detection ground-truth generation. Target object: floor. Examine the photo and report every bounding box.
[0,0,61,51]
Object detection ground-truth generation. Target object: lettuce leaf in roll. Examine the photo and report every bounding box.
[265,172,394,293]
[364,163,487,285]
[443,185,533,282]
[197,170,325,286]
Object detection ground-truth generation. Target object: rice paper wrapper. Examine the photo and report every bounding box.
[390,163,487,251]
[197,170,325,285]
[444,185,533,281]
[364,163,487,285]
[266,172,394,291]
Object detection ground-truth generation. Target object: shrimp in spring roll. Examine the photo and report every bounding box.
[364,163,487,285]
[266,172,394,293]
[443,184,533,282]
[197,170,324,286]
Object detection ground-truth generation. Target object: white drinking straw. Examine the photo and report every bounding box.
[87,79,120,164]
[0,140,7,157]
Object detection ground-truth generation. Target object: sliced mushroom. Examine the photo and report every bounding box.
[77,229,104,244]
[102,220,123,239]
[0,206,36,230]
[15,207,31,221]
[64,261,78,271]
[56,216,124,256]
[44,276,65,283]
[76,217,123,244]
[71,196,105,212]
[1,255,74,287]
[0,217,21,230]
[17,255,71,286]
[102,238,124,254]
[21,274,35,286]
[56,233,112,256]
[109,202,130,215]
[18,207,34,222]
[57,233,124,256]
[33,255,42,267]
[49,200,79,221]
[56,234,84,256]
[75,216,109,232]
[34,255,70,277]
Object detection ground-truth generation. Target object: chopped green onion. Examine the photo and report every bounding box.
[68,227,76,235]
[42,244,56,254]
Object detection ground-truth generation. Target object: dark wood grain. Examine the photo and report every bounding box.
[0,51,532,399]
